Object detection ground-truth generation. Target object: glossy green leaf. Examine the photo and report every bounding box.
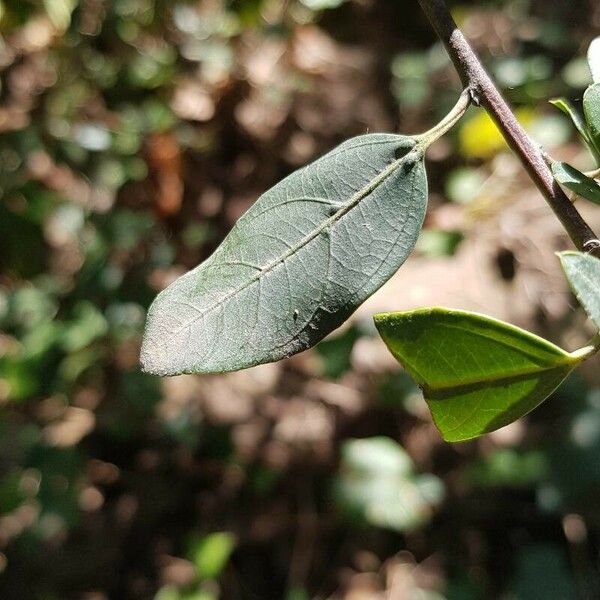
[559,251,600,330]
[584,83,600,160]
[142,134,427,375]
[551,161,600,205]
[374,308,588,442]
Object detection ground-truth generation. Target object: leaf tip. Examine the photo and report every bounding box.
[557,249,580,267]
[140,294,184,377]
[139,328,170,377]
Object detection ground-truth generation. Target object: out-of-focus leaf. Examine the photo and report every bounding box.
[334,437,443,532]
[315,325,360,379]
[0,205,47,278]
[378,371,424,415]
[391,52,430,109]
[468,449,548,488]
[551,161,600,205]
[142,134,428,375]
[300,0,347,10]
[9,287,57,329]
[559,251,600,329]
[528,114,572,149]
[188,532,236,580]
[128,46,177,89]
[0,357,41,402]
[60,302,108,352]
[155,588,214,600]
[589,36,600,84]
[542,386,600,508]
[58,346,106,383]
[182,223,212,249]
[445,572,485,600]
[44,0,76,30]
[584,83,600,160]
[103,209,155,251]
[416,229,464,257]
[0,471,27,513]
[514,544,577,600]
[29,445,82,533]
[445,167,486,204]
[562,57,592,88]
[182,593,216,600]
[155,587,180,600]
[375,308,589,442]
[286,589,310,600]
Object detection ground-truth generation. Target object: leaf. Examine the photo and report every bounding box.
[374,308,587,442]
[551,161,600,205]
[142,134,427,375]
[315,325,361,379]
[549,98,590,142]
[514,544,577,600]
[334,437,443,532]
[559,251,600,330]
[188,532,236,580]
[583,83,600,160]
[550,98,600,163]
[415,229,464,257]
[589,37,600,84]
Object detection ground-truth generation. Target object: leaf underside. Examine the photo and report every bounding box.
[559,251,600,330]
[142,134,428,375]
[374,308,581,442]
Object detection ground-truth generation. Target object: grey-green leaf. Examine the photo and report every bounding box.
[551,161,600,205]
[374,308,588,442]
[584,83,600,161]
[142,134,428,375]
[559,251,600,330]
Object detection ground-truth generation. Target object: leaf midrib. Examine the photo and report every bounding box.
[418,359,575,392]
[172,147,421,334]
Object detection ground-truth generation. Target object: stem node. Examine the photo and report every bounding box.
[418,0,598,253]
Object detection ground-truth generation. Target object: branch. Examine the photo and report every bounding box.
[418,0,600,256]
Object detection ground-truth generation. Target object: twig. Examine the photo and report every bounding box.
[417,0,600,256]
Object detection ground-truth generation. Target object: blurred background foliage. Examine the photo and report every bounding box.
[1,0,600,598]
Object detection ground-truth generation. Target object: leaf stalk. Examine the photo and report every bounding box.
[573,334,600,362]
[415,88,472,149]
